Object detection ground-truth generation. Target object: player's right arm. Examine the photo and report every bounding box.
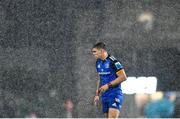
[95,80,100,95]
[94,61,100,106]
[94,79,100,106]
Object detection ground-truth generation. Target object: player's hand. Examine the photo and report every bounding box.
[94,95,99,106]
[98,84,109,93]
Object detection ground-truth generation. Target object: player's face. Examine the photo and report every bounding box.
[92,48,103,59]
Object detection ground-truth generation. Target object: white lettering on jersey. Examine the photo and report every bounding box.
[98,72,111,75]
[109,56,117,61]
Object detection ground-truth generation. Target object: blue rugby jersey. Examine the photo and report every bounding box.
[96,55,124,98]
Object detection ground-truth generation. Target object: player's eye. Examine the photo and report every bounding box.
[92,51,96,53]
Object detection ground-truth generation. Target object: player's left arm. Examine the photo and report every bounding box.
[108,69,127,87]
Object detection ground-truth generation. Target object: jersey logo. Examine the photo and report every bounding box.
[112,103,117,107]
[115,62,122,69]
[115,98,120,103]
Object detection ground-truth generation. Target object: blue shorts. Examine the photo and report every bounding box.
[101,95,123,113]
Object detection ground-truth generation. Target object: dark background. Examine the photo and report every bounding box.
[0,0,179,117]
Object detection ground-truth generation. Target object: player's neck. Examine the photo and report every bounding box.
[101,52,108,60]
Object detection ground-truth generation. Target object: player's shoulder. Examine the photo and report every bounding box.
[108,55,118,62]
[108,55,124,69]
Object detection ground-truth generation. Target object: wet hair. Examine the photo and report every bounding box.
[92,42,106,50]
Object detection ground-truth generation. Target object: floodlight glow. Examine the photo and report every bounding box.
[121,76,157,94]
[121,77,136,94]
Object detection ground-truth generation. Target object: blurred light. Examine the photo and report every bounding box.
[150,91,163,101]
[121,76,157,94]
[137,12,154,30]
[138,12,154,23]
[121,77,136,94]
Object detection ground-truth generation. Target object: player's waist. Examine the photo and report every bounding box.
[101,87,122,97]
[99,75,117,83]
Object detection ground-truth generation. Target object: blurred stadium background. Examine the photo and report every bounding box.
[0,0,179,118]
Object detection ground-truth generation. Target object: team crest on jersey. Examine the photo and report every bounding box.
[115,62,122,69]
[105,63,110,68]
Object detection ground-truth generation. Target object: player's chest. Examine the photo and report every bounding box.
[97,61,111,72]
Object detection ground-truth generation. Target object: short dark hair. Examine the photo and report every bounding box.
[92,42,106,50]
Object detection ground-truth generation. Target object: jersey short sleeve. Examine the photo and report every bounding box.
[109,56,123,73]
